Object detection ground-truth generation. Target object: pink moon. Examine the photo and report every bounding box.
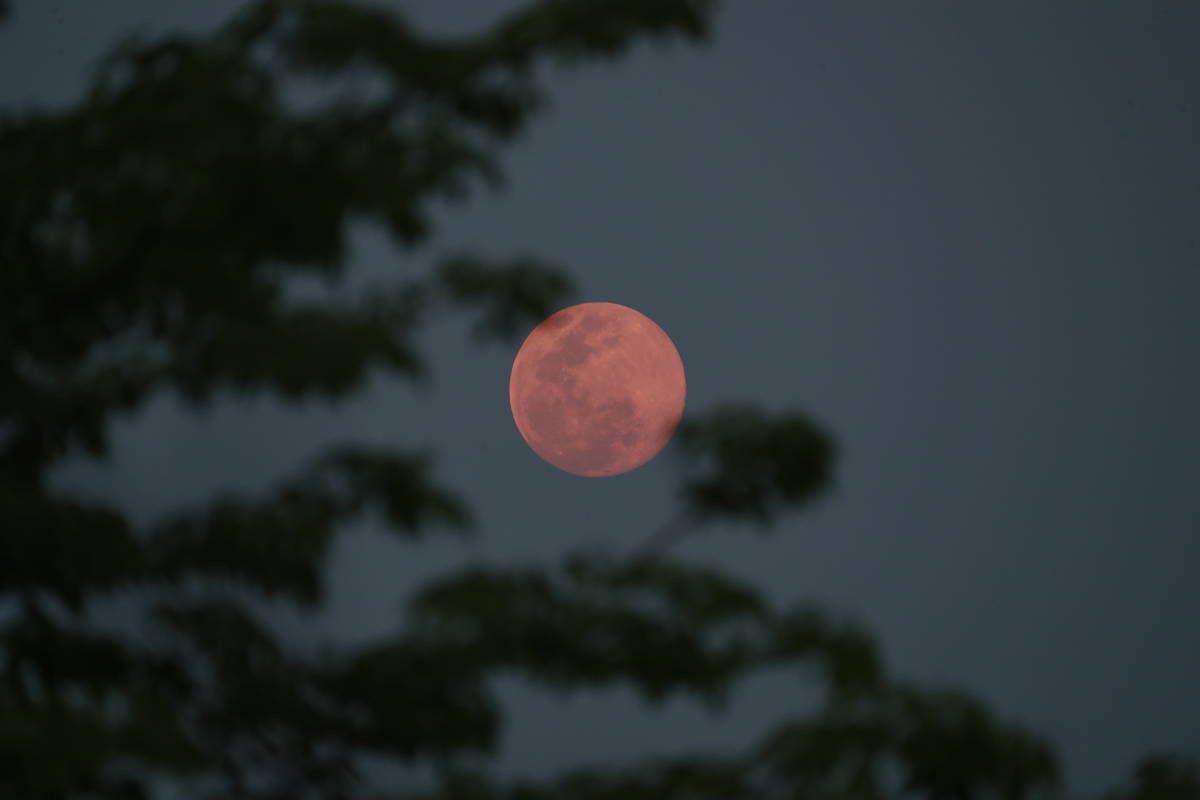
[508,302,686,477]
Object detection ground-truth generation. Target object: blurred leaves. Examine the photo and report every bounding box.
[768,607,885,700]
[0,442,468,609]
[0,609,205,800]
[498,753,756,800]
[2,602,133,703]
[890,685,1060,800]
[628,403,836,562]
[1,1,746,793]
[149,444,470,605]
[321,637,498,759]
[0,487,143,610]
[172,288,428,405]
[675,403,836,527]
[318,445,474,534]
[383,678,1060,800]
[1105,755,1200,800]
[153,599,283,681]
[491,0,718,68]
[750,685,1060,800]
[0,700,199,800]
[435,253,577,344]
[408,550,880,710]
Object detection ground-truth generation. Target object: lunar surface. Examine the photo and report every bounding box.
[508,302,686,477]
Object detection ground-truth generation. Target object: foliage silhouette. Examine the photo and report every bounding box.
[1104,756,1200,800]
[0,1,1187,798]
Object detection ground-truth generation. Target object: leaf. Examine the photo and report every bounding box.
[407,559,756,706]
[0,702,124,796]
[564,549,769,626]
[173,293,427,405]
[146,443,470,604]
[319,445,474,535]
[435,253,577,344]
[768,607,886,699]
[322,638,499,758]
[408,553,879,712]
[756,715,891,797]
[0,487,142,609]
[152,599,282,677]
[1,607,132,701]
[490,0,718,68]
[147,483,343,606]
[675,404,835,527]
[890,685,1060,798]
[0,697,204,799]
[118,690,208,772]
[1107,754,1200,800]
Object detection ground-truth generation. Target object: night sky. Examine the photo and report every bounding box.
[3,1,1198,796]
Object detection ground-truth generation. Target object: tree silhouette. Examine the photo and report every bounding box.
[0,1,1173,798]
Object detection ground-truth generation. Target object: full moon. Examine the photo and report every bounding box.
[509,302,686,477]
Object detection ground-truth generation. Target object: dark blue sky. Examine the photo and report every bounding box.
[4,2,1198,795]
